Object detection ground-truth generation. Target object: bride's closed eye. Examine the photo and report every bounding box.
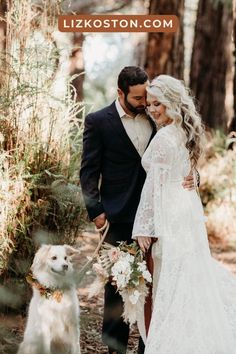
[146,102,161,108]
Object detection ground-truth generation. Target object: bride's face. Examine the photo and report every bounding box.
[146,92,172,126]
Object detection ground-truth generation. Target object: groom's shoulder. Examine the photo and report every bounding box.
[86,101,116,122]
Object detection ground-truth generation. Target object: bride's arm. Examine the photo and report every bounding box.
[132,132,175,251]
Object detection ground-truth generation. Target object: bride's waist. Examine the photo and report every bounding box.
[164,180,197,194]
[166,178,183,184]
[163,181,199,199]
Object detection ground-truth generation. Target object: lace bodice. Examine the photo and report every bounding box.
[142,124,190,181]
[132,124,190,239]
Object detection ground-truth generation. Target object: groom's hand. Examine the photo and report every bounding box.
[93,212,106,229]
[137,236,152,253]
[182,173,195,190]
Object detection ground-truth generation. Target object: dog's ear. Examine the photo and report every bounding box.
[31,244,51,273]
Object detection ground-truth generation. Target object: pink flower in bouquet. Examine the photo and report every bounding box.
[92,262,108,278]
[108,247,121,263]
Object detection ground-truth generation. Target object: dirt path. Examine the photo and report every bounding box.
[1,229,236,354]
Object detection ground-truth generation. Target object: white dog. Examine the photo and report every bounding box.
[18,244,81,354]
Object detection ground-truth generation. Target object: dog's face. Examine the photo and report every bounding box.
[31,245,79,278]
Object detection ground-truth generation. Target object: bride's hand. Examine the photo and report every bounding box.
[137,236,152,253]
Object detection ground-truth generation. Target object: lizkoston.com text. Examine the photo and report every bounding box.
[58,15,178,32]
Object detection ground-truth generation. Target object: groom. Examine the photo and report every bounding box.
[80,66,194,354]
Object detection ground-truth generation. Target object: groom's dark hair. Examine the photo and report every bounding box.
[118,66,148,96]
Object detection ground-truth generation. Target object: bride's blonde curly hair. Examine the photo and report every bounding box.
[146,75,205,168]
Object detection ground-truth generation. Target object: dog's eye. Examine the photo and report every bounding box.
[64,256,67,260]
[51,256,57,260]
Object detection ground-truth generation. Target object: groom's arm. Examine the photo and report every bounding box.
[80,113,104,221]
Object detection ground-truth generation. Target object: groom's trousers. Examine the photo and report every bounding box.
[102,222,145,354]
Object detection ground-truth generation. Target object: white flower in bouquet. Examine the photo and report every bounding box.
[142,269,152,283]
[115,274,129,289]
[137,261,146,272]
[111,254,132,289]
[123,252,135,263]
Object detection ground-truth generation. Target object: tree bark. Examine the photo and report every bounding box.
[69,33,85,102]
[0,0,7,88]
[230,0,236,132]
[190,0,233,131]
[144,0,184,80]
[0,1,7,51]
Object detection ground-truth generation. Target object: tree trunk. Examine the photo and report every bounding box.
[0,1,7,51]
[190,0,233,131]
[69,33,85,102]
[144,0,184,80]
[0,0,7,88]
[230,0,236,132]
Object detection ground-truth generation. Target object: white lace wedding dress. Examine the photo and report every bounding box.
[132,124,236,354]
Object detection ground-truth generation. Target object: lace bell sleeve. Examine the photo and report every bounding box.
[132,130,175,239]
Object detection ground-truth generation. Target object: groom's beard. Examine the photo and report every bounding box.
[124,95,146,115]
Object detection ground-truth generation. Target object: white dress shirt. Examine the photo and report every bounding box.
[115,98,152,157]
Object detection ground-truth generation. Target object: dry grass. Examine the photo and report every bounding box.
[0,0,85,281]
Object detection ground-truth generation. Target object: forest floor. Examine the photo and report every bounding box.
[1,227,236,354]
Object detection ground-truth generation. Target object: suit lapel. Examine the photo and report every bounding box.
[107,102,140,158]
[107,102,156,157]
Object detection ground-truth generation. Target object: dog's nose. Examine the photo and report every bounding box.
[63,264,68,270]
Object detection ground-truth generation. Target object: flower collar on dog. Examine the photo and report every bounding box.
[26,272,63,303]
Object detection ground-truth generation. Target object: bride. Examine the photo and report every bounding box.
[132,75,236,354]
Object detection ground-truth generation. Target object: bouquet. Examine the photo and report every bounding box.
[89,241,152,325]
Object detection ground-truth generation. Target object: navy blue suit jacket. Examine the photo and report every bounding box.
[80,101,156,223]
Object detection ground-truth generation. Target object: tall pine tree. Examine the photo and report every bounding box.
[144,0,184,80]
[190,0,233,130]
